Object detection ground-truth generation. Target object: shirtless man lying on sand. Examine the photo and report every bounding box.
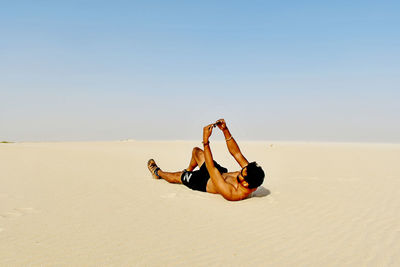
[147,119,265,201]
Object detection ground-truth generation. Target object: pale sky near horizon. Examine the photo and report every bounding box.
[1,1,399,142]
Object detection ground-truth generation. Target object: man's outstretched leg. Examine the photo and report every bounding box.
[147,147,205,183]
[147,159,183,183]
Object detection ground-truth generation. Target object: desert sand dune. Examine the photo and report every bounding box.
[1,141,399,266]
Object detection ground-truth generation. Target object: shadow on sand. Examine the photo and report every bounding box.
[251,186,271,198]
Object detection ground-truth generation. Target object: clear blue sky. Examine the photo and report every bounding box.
[1,1,399,142]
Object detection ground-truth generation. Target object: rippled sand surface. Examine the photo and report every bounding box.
[1,141,399,266]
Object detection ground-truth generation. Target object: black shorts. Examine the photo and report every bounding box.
[181,160,228,192]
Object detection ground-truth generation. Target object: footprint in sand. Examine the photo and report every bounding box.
[0,207,38,219]
[18,207,37,213]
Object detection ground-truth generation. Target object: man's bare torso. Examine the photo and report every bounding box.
[206,171,254,198]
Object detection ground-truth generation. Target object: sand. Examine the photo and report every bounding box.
[1,141,399,266]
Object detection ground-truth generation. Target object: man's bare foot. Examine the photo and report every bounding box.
[147,159,161,179]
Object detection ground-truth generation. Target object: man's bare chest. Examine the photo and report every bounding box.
[222,172,240,188]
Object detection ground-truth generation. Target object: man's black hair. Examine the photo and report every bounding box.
[244,162,265,189]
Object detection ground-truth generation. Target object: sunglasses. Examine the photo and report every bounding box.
[236,168,249,187]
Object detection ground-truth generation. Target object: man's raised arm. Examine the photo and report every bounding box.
[202,124,242,201]
[215,119,248,168]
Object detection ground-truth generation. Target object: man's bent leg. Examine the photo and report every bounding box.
[158,170,183,184]
[186,147,205,171]
[156,147,204,184]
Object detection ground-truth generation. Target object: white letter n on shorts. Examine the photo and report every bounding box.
[182,172,193,183]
